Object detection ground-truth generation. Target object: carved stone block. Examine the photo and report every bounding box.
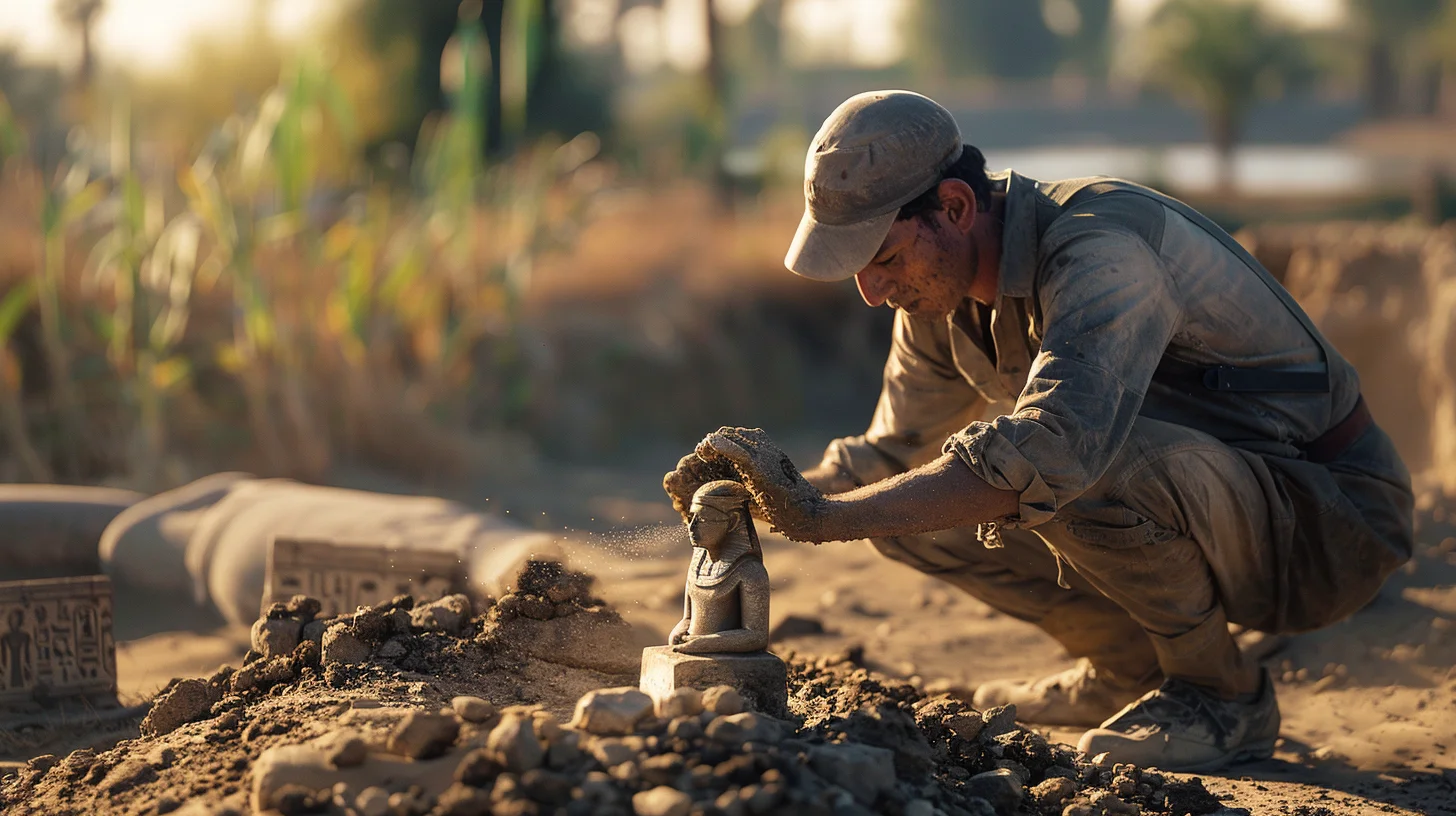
[0,575,117,707]
[264,537,465,619]
[638,645,787,716]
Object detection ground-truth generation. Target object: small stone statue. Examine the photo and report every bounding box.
[667,481,770,654]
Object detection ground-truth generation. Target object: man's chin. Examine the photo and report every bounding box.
[896,300,952,319]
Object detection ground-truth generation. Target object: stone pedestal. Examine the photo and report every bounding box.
[639,646,787,716]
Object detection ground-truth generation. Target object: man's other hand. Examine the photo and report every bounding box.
[662,451,737,522]
[696,427,830,543]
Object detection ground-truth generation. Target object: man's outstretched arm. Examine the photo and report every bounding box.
[696,428,1018,544]
[815,451,1020,542]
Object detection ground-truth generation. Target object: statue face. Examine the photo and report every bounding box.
[688,503,734,553]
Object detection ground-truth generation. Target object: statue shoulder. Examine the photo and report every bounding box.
[736,558,770,585]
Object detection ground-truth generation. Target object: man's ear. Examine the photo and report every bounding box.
[938,179,977,234]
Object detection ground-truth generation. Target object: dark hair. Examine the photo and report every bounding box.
[896,144,992,221]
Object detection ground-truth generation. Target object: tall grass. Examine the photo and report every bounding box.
[0,8,598,489]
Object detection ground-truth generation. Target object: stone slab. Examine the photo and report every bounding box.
[264,537,465,619]
[639,645,787,716]
[0,575,117,707]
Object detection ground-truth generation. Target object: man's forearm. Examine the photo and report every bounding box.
[813,452,1020,542]
[800,462,860,495]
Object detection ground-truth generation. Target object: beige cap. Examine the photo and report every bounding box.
[785,90,963,282]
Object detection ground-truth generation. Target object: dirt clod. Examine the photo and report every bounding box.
[140,678,223,737]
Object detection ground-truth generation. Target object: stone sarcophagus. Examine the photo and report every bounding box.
[0,575,117,707]
[263,537,467,619]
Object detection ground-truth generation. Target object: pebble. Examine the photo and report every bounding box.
[453,696,497,724]
[387,710,460,760]
[632,785,692,816]
[570,687,655,736]
[589,737,638,768]
[981,704,1018,738]
[455,748,505,787]
[250,617,302,659]
[656,687,704,720]
[1031,776,1078,807]
[705,712,780,745]
[321,623,371,665]
[807,742,896,805]
[140,678,220,737]
[411,594,473,634]
[965,768,1023,814]
[701,686,744,716]
[323,731,368,768]
[487,714,544,773]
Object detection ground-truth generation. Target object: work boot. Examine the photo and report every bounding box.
[972,659,1161,727]
[1077,669,1280,772]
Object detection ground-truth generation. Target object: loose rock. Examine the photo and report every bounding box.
[321,623,371,665]
[411,594,473,634]
[486,714,545,773]
[965,769,1023,815]
[251,617,303,659]
[632,785,692,816]
[570,687,654,736]
[140,678,222,737]
[701,685,744,716]
[453,695,497,724]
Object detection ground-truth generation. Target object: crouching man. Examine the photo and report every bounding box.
[663,91,1412,771]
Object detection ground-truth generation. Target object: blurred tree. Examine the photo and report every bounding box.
[54,0,105,88]
[1437,1,1456,116]
[1143,0,1312,193]
[359,0,608,158]
[1046,0,1114,79]
[1344,0,1445,117]
[909,0,1065,81]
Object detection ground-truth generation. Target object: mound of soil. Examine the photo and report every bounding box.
[0,561,1244,816]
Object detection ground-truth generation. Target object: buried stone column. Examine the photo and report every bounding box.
[639,481,787,715]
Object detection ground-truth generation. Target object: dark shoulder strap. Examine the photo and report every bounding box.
[1059,180,1335,368]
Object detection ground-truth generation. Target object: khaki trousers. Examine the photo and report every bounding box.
[870,416,1413,696]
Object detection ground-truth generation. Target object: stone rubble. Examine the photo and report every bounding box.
[1,560,1243,816]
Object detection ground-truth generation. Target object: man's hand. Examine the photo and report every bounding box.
[662,451,738,522]
[696,427,830,543]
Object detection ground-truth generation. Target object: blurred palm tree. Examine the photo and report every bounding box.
[1143,0,1312,193]
[54,0,105,88]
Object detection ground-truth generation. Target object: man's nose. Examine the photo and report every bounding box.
[855,268,891,307]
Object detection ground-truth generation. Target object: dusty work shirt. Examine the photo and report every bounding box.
[824,170,1364,528]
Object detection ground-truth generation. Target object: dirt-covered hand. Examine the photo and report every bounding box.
[695,427,829,543]
[662,450,738,522]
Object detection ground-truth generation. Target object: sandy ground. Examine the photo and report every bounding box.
[83,448,1456,815]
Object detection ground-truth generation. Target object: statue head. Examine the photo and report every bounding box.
[688,480,757,558]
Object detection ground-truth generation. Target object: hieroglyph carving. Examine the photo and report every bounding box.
[264,537,465,618]
[0,576,116,706]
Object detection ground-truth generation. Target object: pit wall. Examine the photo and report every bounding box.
[1239,222,1456,498]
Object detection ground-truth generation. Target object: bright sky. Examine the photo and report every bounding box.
[0,0,331,72]
[0,0,1347,74]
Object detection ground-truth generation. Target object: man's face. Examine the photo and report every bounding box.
[853,184,981,318]
[854,213,978,317]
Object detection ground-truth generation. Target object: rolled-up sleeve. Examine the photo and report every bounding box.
[944,227,1181,526]
[821,310,986,488]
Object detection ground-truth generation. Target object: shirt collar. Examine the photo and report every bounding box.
[992,169,1044,300]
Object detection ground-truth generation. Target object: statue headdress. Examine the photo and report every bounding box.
[688,480,761,585]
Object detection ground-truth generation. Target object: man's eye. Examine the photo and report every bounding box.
[879,254,897,267]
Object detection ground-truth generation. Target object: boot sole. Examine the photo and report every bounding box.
[1163,736,1278,774]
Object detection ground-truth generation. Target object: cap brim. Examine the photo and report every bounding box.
[784,208,898,282]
